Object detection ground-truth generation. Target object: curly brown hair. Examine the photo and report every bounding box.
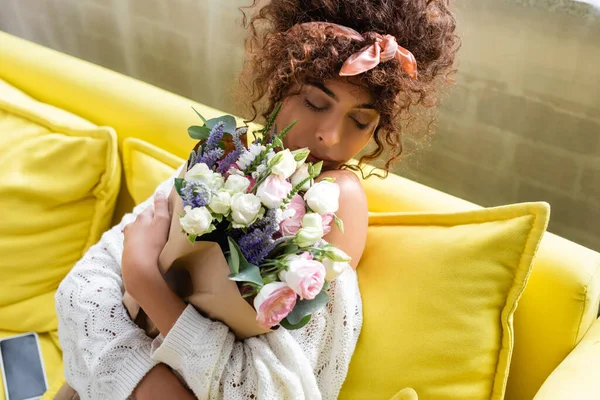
[237,0,460,176]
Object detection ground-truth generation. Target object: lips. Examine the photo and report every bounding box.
[306,154,322,163]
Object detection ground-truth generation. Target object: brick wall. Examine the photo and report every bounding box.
[1,0,599,251]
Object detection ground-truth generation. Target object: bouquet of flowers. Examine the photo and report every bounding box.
[168,104,351,330]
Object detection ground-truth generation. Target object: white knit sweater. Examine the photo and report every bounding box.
[55,166,363,400]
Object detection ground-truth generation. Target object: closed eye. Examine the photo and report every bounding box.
[304,99,328,112]
[351,117,370,130]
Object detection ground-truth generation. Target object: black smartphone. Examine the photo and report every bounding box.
[0,333,48,400]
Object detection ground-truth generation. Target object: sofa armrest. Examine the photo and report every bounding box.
[533,317,600,399]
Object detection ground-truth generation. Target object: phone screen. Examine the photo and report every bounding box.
[0,334,47,400]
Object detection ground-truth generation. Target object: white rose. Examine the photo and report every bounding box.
[185,163,224,190]
[295,213,324,247]
[179,206,214,236]
[224,174,251,195]
[290,164,313,191]
[269,149,297,179]
[230,193,263,228]
[304,181,340,214]
[208,190,231,215]
[256,174,293,208]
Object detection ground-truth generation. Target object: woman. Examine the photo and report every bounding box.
[55,0,459,398]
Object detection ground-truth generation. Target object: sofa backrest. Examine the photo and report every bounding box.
[2,31,599,400]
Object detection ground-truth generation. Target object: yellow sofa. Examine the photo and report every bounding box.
[0,31,599,400]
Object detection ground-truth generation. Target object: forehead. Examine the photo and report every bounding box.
[308,77,375,105]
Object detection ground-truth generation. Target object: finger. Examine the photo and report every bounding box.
[154,191,170,221]
[138,206,154,221]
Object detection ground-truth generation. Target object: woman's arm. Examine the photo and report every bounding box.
[55,165,191,400]
[140,171,366,399]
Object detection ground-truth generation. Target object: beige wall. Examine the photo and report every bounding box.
[1,0,599,251]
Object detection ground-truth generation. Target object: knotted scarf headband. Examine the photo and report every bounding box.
[292,21,418,79]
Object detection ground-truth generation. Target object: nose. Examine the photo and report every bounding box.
[316,114,343,148]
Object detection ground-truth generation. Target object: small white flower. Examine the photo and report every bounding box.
[185,163,224,190]
[180,206,214,236]
[224,174,251,195]
[227,166,244,176]
[251,163,268,180]
[322,258,350,281]
[236,144,266,170]
[269,149,297,179]
[304,181,340,214]
[295,213,324,247]
[291,148,310,167]
[208,190,231,215]
[230,193,263,228]
[290,164,313,191]
[319,247,351,281]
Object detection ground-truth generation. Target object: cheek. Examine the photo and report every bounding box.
[277,100,318,146]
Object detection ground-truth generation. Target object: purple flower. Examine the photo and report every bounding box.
[204,122,225,152]
[181,181,210,208]
[216,149,241,174]
[198,148,224,169]
[238,227,277,265]
[233,127,248,153]
[236,208,280,265]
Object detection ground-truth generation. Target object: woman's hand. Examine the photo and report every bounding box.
[122,191,171,299]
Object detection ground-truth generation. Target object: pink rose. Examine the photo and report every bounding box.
[321,213,334,236]
[279,252,326,300]
[256,174,293,208]
[254,282,298,329]
[279,195,306,236]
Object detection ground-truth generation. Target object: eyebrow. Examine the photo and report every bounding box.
[307,81,377,110]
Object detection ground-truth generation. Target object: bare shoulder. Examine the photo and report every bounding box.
[317,169,368,269]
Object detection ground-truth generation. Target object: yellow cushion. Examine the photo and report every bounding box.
[0,330,63,400]
[122,137,184,204]
[339,203,550,400]
[0,79,120,333]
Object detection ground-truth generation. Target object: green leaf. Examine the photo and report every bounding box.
[263,102,283,135]
[229,263,263,286]
[227,237,241,274]
[187,234,197,244]
[286,291,329,325]
[311,161,323,177]
[191,106,208,125]
[188,125,211,140]
[174,178,185,197]
[226,237,264,286]
[262,273,279,285]
[206,115,237,135]
[272,136,283,149]
[334,214,344,233]
[280,315,311,330]
[277,120,298,139]
[322,281,330,291]
[218,141,226,150]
